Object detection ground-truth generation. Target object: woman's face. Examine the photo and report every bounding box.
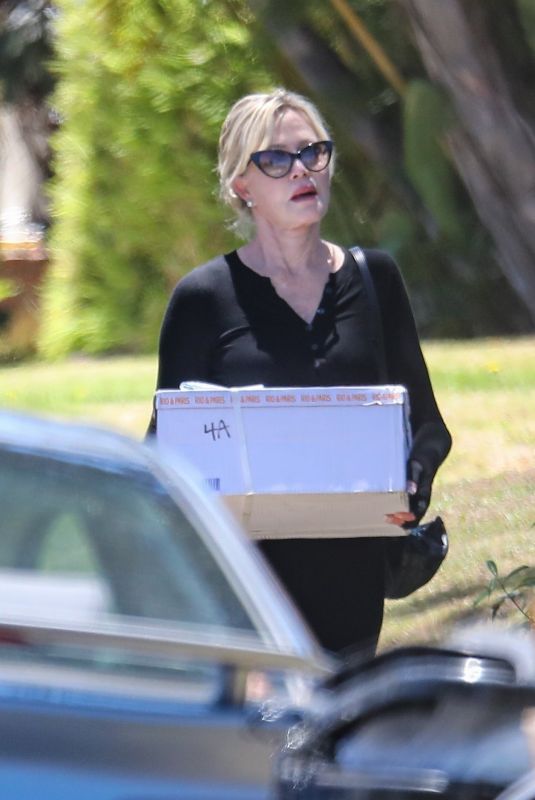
[233,108,332,234]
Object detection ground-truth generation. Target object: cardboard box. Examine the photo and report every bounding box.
[155,386,411,539]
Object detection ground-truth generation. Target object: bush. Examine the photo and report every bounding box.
[41,0,273,356]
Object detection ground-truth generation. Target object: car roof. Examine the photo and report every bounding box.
[0,408,328,669]
[0,408,150,468]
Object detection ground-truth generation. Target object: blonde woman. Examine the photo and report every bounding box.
[151,89,451,656]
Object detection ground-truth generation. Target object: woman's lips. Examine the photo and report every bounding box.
[291,187,318,201]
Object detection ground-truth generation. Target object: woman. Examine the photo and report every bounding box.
[151,88,451,656]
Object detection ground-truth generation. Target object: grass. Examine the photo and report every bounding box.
[1,336,534,647]
[381,469,535,647]
[381,337,535,647]
[0,355,157,436]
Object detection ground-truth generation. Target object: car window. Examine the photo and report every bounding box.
[0,447,256,634]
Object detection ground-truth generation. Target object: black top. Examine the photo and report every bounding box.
[152,247,452,655]
[154,248,450,479]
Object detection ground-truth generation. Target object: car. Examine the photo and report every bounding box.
[0,409,330,799]
[495,771,535,800]
[1,409,535,800]
[278,635,535,799]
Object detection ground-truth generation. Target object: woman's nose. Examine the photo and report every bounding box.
[290,156,308,177]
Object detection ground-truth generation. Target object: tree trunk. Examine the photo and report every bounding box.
[399,0,535,326]
[247,1,438,238]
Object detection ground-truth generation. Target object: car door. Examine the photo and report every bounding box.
[277,644,535,799]
[0,440,325,800]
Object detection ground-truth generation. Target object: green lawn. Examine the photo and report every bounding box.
[381,337,535,647]
[1,336,534,646]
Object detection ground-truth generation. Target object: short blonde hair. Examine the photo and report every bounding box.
[218,88,334,228]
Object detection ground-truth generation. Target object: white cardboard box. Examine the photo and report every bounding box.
[155,386,411,539]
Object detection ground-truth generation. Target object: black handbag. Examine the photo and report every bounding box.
[383,515,448,599]
[350,246,448,599]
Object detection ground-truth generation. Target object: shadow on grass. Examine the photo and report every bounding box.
[386,580,484,618]
[404,606,493,646]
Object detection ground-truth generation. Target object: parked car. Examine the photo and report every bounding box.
[277,636,535,799]
[495,771,535,800]
[1,409,535,800]
[0,409,330,799]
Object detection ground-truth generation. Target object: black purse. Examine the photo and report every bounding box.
[383,515,448,599]
[350,247,448,599]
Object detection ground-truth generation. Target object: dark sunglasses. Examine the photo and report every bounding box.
[249,140,333,179]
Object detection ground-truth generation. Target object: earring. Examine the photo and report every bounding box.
[246,198,255,209]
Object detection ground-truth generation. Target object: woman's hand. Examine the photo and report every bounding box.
[385,459,431,528]
[385,510,416,527]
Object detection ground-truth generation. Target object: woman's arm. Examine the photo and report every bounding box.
[147,272,216,436]
[156,278,215,390]
[369,250,452,522]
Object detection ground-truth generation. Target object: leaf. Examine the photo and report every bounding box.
[491,598,505,619]
[503,565,531,580]
[486,560,499,577]
[473,586,493,606]
[503,565,533,590]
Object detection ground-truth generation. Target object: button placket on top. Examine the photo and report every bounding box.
[304,307,322,355]
[307,276,335,369]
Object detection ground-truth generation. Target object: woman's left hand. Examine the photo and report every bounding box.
[385,457,432,527]
[385,511,416,527]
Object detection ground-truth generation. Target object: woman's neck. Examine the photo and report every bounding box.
[238,225,339,280]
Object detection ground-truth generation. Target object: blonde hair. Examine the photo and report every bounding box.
[217,88,334,231]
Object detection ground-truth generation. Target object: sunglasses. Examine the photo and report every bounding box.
[249,140,333,179]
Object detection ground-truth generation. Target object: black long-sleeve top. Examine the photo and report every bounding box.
[152,247,451,654]
[155,248,450,477]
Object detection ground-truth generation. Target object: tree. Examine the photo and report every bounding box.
[42,0,535,357]
[247,0,532,336]
[41,0,274,356]
[398,0,535,327]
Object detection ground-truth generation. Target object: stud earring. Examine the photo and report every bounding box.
[246,198,255,209]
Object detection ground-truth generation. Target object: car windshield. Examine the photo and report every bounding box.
[0,447,256,635]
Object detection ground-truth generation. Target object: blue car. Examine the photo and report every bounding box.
[0,410,330,799]
[1,410,535,800]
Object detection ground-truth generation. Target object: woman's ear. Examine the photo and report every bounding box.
[232,175,249,205]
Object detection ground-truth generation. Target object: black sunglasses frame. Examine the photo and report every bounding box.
[249,140,333,179]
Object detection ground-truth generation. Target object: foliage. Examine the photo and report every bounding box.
[41,0,274,356]
[403,80,462,245]
[517,0,535,55]
[25,0,535,357]
[251,0,531,338]
[0,277,20,302]
[0,0,56,103]
[475,560,535,626]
